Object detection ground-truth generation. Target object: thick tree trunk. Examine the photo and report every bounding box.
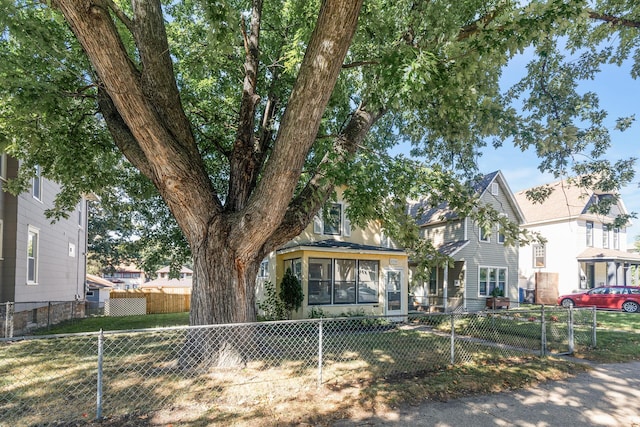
[190,234,260,326]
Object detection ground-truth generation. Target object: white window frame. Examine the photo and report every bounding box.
[586,221,594,247]
[478,266,507,297]
[602,225,610,249]
[32,165,42,201]
[479,225,490,242]
[491,182,499,195]
[27,225,40,285]
[533,244,545,268]
[613,228,620,250]
[258,259,269,278]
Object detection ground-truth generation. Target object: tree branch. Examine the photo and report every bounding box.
[588,11,640,28]
[262,103,385,253]
[105,0,134,34]
[227,0,263,211]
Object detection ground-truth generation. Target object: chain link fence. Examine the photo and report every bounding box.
[0,306,596,426]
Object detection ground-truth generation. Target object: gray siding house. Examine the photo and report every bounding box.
[409,171,525,312]
[1,153,88,333]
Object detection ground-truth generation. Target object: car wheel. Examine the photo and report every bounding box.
[561,298,575,308]
[622,301,639,313]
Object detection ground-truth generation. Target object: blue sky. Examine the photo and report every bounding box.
[477,54,640,246]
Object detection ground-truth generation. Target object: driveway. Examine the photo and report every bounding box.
[333,361,640,426]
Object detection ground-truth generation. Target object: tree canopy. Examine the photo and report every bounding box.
[0,0,638,324]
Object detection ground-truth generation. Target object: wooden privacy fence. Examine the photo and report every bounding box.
[110,289,190,314]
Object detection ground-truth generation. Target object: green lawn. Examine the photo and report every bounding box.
[32,312,189,334]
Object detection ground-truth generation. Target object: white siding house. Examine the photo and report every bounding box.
[516,178,640,300]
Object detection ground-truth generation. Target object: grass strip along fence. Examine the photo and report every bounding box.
[0,306,596,426]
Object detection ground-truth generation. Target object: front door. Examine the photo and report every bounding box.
[385,269,404,318]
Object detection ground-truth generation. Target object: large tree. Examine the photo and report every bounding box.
[0,0,638,326]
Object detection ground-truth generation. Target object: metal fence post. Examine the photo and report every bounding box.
[450,313,455,365]
[540,305,547,357]
[7,302,13,338]
[317,318,323,388]
[96,329,104,421]
[592,307,597,348]
[568,306,574,355]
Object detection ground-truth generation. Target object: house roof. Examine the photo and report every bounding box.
[277,239,406,255]
[409,170,524,226]
[514,178,628,225]
[156,265,193,274]
[438,240,470,257]
[86,274,115,289]
[577,247,640,263]
[140,277,193,288]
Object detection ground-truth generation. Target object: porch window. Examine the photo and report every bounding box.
[308,258,379,305]
[586,221,594,247]
[334,259,356,304]
[533,244,545,268]
[284,258,302,281]
[478,266,507,297]
[428,269,437,295]
[308,258,332,305]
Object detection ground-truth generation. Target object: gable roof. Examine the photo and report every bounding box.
[514,178,628,225]
[409,170,524,226]
[156,265,193,274]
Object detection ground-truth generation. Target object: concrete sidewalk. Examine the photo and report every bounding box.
[333,361,640,426]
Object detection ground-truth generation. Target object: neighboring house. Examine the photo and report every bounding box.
[156,265,193,280]
[258,187,410,319]
[139,265,193,294]
[408,171,525,312]
[516,178,640,301]
[0,153,88,333]
[103,264,146,289]
[86,273,114,310]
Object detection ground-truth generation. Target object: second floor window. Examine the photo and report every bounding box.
[586,221,594,247]
[32,165,42,201]
[313,203,351,237]
[533,244,546,268]
[613,228,620,250]
[603,225,610,249]
[479,225,490,242]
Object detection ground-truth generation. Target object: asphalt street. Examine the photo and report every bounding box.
[333,361,640,427]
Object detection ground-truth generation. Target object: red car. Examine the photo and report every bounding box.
[558,286,640,313]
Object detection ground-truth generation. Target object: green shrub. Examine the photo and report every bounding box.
[279,268,304,319]
[257,281,286,321]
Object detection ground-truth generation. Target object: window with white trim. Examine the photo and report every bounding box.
[27,226,39,284]
[613,228,620,250]
[258,259,269,278]
[533,244,545,268]
[284,258,302,281]
[32,165,42,201]
[586,221,594,247]
[603,225,610,249]
[308,258,378,305]
[313,203,351,237]
[479,225,490,242]
[479,266,506,297]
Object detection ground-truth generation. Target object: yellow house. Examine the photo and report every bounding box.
[258,189,409,319]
